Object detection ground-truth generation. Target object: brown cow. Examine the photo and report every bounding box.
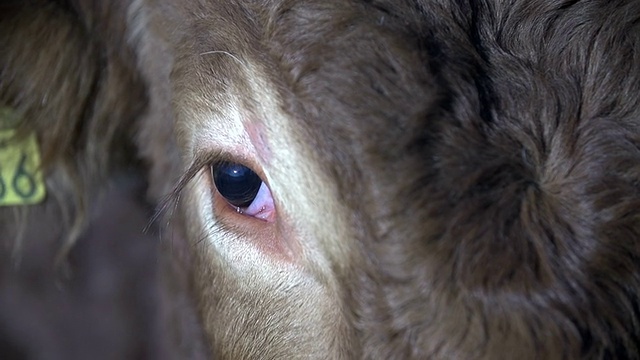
[1,0,640,359]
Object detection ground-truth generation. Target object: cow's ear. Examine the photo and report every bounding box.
[0,0,149,255]
[0,1,147,174]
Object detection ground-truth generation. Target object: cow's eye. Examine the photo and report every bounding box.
[211,161,275,221]
[213,162,262,207]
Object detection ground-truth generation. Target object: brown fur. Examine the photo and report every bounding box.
[2,0,640,359]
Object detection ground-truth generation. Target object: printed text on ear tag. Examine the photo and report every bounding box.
[0,108,46,206]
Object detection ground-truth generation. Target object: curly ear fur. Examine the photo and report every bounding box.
[203,0,638,357]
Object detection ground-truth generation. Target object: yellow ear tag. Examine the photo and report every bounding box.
[0,107,46,206]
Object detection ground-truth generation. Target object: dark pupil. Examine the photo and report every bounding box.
[212,162,262,208]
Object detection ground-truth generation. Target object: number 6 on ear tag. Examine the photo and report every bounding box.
[0,108,46,206]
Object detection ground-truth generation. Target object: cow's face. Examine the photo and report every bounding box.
[2,0,640,359]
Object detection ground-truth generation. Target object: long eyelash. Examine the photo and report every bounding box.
[145,149,227,233]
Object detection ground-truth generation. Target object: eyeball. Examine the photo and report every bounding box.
[211,161,275,221]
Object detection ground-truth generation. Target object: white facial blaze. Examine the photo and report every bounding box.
[175,58,354,358]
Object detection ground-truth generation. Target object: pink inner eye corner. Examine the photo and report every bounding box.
[244,182,275,222]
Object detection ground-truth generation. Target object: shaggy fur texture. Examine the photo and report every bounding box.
[2,0,640,359]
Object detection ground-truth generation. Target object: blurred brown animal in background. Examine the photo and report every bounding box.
[1,0,640,359]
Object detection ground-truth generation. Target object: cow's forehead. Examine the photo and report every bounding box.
[170,0,436,208]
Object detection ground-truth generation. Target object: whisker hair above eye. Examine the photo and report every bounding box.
[200,50,247,68]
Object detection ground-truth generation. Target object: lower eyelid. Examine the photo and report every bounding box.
[205,164,298,262]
